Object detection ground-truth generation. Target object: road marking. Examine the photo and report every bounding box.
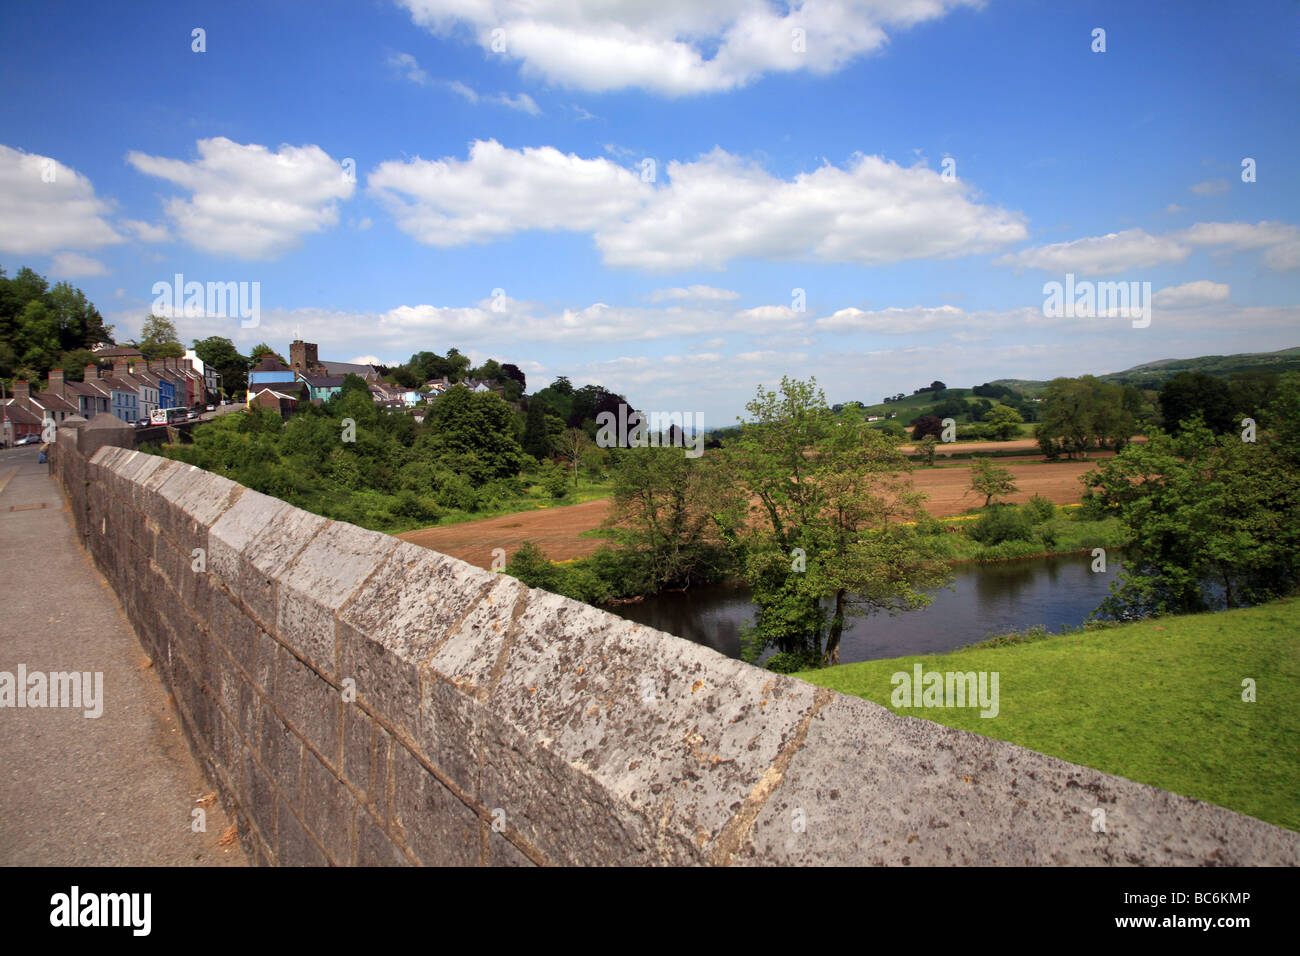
[0,466,19,498]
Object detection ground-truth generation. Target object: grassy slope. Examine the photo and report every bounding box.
[793,597,1300,831]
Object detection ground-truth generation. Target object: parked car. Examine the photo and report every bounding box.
[14,434,41,445]
[187,409,199,420]
[205,404,215,412]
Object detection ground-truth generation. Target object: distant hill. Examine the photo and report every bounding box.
[990,346,1300,395]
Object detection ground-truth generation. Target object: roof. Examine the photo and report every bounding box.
[35,391,77,413]
[301,375,346,387]
[321,360,379,378]
[0,402,43,426]
[250,386,299,400]
[251,355,293,373]
[92,346,143,358]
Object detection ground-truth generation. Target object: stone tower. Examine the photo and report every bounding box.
[290,340,322,375]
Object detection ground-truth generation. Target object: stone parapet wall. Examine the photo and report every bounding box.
[48,434,1300,865]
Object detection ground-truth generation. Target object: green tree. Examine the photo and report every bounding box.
[917,434,938,466]
[1159,371,1235,434]
[1036,375,1134,459]
[711,379,948,666]
[420,386,525,482]
[522,399,550,459]
[137,314,184,359]
[1085,416,1300,617]
[191,336,249,396]
[968,457,1018,507]
[605,446,719,591]
[984,403,1024,440]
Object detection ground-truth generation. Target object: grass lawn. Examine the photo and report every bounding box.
[793,597,1300,831]
[383,481,615,532]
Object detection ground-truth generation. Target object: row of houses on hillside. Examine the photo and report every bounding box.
[244,341,519,419]
[2,352,218,444]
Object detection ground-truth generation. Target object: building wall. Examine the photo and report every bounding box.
[47,436,1300,867]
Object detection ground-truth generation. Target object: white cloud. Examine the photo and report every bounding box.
[371,140,1025,269]
[399,0,979,96]
[1152,280,1230,308]
[1173,220,1298,250]
[447,79,541,114]
[1191,179,1231,196]
[997,220,1300,276]
[392,52,541,113]
[388,51,432,85]
[49,252,109,277]
[121,219,171,243]
[369,139,650,246]
[127,137,354,259]
[0,145,123,255]
[1164,203,1185,214]
[647,284,740,302]
[597,149,1026,270]
[1263,241,1300,272]
[994,228,1190,276]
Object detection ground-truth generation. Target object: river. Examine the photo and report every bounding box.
[606,552,1122,665]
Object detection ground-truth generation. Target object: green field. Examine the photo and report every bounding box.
[794,597,1300,831]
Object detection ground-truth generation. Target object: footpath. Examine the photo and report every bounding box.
[0,445,244,865]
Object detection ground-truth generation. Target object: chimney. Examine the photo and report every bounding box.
[113,360,128,379]
[48,369,64,398]
[84,364,99,382]
[14,380,29,400]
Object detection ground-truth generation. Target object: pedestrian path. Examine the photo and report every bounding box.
[0,446,244,865]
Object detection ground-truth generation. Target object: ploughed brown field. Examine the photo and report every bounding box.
[398,444,1112,570]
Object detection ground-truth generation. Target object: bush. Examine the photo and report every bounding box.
[765,651,817,674]
[1077,490,1109,521]
[1023,495,1056,524]
[969,505,1036,545]
[505,541,562,592]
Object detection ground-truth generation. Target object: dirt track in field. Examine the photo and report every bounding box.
[398,456,1106,570]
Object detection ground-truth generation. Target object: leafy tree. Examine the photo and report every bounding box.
[984,403,1024,440]
[136,314,184,359]
[604,446,721,591]
[1085,416,1300,617]
[1159,371,1235,434]
[419,386,524,482]
[522,399,551,459]
[968,457,1018,507]
[1036,375,1134,459]
[501,363,526,392]
[249,342,279,363]
[191,336,249,396]
[917,434,939,466]
[710,379,948,666]
[912,415,943,440]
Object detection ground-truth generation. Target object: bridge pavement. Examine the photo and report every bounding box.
[0,445,245,865]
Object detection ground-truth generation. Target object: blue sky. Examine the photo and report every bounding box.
[2,0,1297,423]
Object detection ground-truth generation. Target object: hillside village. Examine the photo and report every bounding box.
[244,339,521,420]
[0,336,520,444]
